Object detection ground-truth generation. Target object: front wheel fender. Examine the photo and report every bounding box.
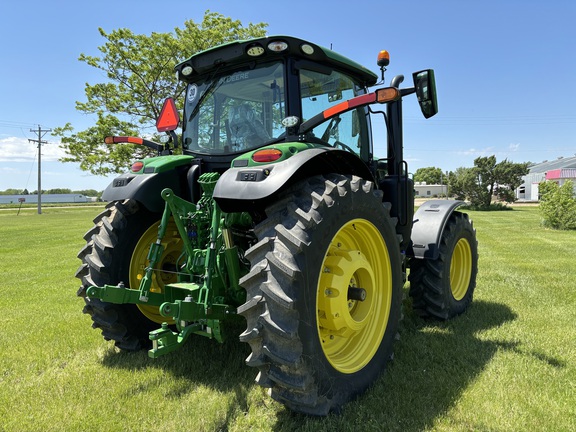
[408,199,466,260]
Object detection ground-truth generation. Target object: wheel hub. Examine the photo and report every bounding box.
[450,237,472,301]
[316,219,392,374]
[129,221,182,324]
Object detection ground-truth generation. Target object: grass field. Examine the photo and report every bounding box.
[0,205,574,431]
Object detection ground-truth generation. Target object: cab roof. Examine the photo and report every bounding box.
[176,35,378,87]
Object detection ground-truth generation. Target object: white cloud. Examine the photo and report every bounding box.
[458,147,496,157]
[457,144,522,158]
[0,165,31,176]
[0,136,66,162]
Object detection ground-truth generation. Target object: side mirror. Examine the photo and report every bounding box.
[412,69,438,119]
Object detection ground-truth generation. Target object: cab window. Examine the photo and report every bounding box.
[299,68,370,157]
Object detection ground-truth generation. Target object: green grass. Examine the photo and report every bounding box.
[0,206,574,431]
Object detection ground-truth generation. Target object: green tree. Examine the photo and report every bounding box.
[493,159,530,203]
[46,188,72,194]
[73,189,100,196]
[414,167,443,185]
[539,180,576,230]
[448,156,529,209]
[53,11,267,175]
[448,167,476,201]
[0,188,24,195]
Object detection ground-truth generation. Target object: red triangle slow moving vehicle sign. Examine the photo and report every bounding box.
[156,98,180,132]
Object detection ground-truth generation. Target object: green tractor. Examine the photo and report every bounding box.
[77,36,478,415]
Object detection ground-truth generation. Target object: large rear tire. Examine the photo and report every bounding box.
[76,199,182,350]
[238,174,403,415]
[408,211,478,320]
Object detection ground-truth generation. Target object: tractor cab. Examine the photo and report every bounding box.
[176,36,379,166]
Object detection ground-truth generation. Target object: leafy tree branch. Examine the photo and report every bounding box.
[54,11,267,174]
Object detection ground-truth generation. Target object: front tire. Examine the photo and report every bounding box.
[238,174,403,415]
[408,211,478,319]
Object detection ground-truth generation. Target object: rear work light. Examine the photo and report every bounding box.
[300,44,314,55]
[181,65,193,76]
[268,41,288,52]
[252,148,282,163]
[247,44,265,57]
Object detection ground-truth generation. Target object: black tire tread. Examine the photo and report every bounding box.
[408,211,478,320]
[239,174,399,415]
[76,199,155,351]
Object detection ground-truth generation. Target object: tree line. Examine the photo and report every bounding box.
[0,189,101,196]
[414,156,530,209]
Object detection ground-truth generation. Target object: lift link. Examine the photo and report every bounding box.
[85,171,244,358]
[147,172,236,358]
[84,282,166,306]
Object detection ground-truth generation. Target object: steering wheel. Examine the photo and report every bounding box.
[334,140,356,153]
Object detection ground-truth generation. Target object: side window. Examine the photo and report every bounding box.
[300,69,368,155]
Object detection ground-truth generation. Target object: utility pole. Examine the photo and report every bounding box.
[28,125,51,214]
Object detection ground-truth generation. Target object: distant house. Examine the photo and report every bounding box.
[414,182,448,197]
[517,156,576,201]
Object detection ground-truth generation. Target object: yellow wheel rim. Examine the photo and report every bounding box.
[450,238,472,301]
[316,219,392,374]
[129,220,182,324]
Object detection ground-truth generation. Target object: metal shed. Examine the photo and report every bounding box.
[518,156,576,201]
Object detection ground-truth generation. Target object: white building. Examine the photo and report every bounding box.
[413,182,448,198]
[0,194,89,204]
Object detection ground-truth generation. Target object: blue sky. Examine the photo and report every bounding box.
[0,0,574,191]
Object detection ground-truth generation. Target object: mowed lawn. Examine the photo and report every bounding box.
[0,205,574,431]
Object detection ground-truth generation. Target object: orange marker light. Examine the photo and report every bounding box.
[105,136,143,145]
[376,87,400,103]
[377,50,390,67]
[252,148,282,163]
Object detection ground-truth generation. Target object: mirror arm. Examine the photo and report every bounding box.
[400,87,416,97]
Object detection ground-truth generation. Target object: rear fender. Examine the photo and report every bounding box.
[213,148,373,213]
[408,200,465,260]
[102,166,194,213]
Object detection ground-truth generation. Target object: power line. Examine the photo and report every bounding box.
[28,125,52,215]
[404,114,576,126]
